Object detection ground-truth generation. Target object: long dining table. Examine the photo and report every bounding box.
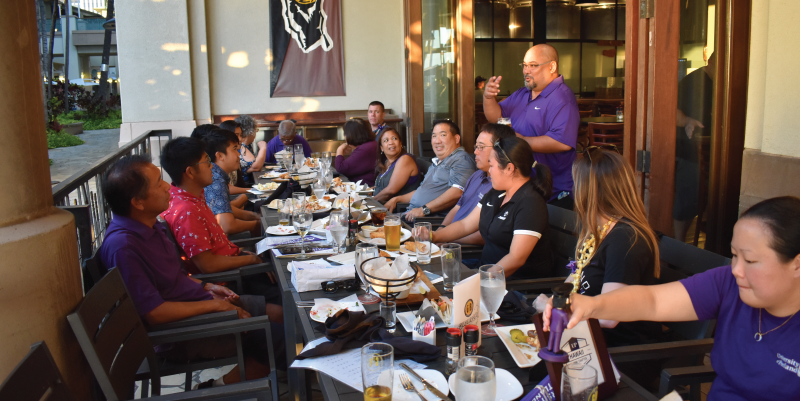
[252,168,649,401]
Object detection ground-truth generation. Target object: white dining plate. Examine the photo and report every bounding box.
[357,228,411,245]
[261,171,283,179]
[448,368,523,401]
[266,225,297,236]
[253,182,280,191]
[391,369,449,400]
[399,242,441,257]
[309,303,343,323]
[494,324,543,368]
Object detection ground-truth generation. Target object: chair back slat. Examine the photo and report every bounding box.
[547,204,579,233]
[588,122,624,147]
[0,342,73,401]
[415,156,432,177]
[417,133,435,158]
[68,268,160,401]
[82,250,108,293]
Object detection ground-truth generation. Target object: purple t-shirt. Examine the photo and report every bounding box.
[499,75,579,200]
[452,170,492,223]
[680,266,800,400]
[335,141,378,186]
[264,135,313,164]
[100,215,212,317]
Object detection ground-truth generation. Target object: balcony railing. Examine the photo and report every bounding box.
[53,130,172,262]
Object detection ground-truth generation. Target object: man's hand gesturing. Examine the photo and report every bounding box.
[484,76,503,99]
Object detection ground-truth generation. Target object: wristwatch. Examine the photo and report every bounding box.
[422,205,431,215]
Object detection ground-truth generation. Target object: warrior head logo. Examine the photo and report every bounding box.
[281,0,334,53]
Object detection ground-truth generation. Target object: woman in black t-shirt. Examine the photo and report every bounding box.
[431,137,553,279]
[570,148,662,346]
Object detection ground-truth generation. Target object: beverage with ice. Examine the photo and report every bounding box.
[454,356,496,401]
[479,264,505,336]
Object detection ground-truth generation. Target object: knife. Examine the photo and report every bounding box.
[400,363,448,400]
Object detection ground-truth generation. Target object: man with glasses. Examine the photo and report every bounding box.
[436,123,516,244]
[482,44,580,210]
[263,120,312,164]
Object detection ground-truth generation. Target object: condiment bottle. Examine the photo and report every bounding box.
[446,328,462,373]
[463,325,479,356]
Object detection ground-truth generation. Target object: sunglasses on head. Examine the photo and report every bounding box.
[493,140,518,171]
[582,144,619,162]
[321,279,359,294]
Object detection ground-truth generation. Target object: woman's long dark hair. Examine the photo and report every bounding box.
[493,136,552,201]
[344,118,372,147]
[375,127,407,176]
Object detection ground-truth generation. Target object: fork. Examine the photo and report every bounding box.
[399,373,429,401]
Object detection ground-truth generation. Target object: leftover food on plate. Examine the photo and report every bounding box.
[254,182,280,191]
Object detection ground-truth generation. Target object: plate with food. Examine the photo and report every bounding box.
[271,172,292,181]
[261,171,283,179]
[309,303,343,323]
[252,182,280,192]
[357,227,411,245]
[495,324,542,368]
[304,200,332,213]
[265,225,297,236]
[399,241,440,257]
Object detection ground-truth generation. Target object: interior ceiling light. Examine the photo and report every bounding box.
[575,0,600,6]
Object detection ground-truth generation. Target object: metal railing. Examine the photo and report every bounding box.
[53,129,172,261]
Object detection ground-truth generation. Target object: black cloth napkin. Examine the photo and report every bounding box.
[296,309,441,362]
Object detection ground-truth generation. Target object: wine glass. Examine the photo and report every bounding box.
[322,152,332,169]
[454,356,496,401]
[277,199,291,227]
[312,181,326,201]
[328,210,348,254]
[292,210,313,260]
[355,243,381,304]
[479,264,506,336]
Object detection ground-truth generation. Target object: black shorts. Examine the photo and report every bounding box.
[161,295,287,370]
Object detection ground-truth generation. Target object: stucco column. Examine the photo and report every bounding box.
[0,1,90,398]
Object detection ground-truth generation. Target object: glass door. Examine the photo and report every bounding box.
[422,0,456,133]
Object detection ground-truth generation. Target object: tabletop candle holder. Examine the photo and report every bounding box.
[359,256,418,305]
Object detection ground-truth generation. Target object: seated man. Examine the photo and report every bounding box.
[368,100,387,136]
[99,155,285,387]
[438,123,516,244]
[195,128,261,236]
[385,120,476,222]
[192,124,248,209]
[264,120,312,164]
[160,137,267,276]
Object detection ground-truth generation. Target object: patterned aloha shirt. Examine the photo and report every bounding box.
[205,163,233,215]
[161,184,239,272]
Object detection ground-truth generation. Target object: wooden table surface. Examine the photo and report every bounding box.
[254,170,647,401]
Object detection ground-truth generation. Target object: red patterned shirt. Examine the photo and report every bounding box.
[161,185,239,273]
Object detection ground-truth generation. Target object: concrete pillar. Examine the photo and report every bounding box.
[0,1,90,398]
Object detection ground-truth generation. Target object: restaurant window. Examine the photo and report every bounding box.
[422,0,457,133]
[474,0,626,99]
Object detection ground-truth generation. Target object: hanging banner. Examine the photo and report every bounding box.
[270,0,345,97]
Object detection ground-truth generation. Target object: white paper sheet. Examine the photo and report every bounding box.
[255,234,327,255]
[290,338,427,392]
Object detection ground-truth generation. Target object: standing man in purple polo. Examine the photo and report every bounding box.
[482,44,580,210]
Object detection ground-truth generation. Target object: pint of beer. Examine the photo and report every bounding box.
[384,215,401,252]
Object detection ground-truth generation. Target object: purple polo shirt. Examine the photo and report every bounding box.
[452,170,492,223]
[264,135,313,164]
[680,266,800,400]
[100,215,212,318]
[499,75,579,200]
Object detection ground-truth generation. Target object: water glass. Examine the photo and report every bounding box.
[561,365,598,401]
[312,182,326,201]
[322,152,332,169]
[454,356,496,401]
[497,117,511,126]
[414,222,432,264]
[292,192,306,212]
[361,343,394,400]
[355,243,381,304]
[441,243,462,292]
[294,144,305,168]
[328,210,348,254]
[379,301,397,333]
[292,211,313,260]
[479,264,506,336]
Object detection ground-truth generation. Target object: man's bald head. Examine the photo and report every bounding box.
[523,44,560,91]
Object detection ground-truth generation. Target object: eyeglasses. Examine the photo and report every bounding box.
[518,61,553,71]
[321,279,359,294]
[493,140,518,171]
[195,155,212,167]
[475,143,492,151]
[582,144,619,162]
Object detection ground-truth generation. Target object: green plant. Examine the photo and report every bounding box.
[47,128,85,149]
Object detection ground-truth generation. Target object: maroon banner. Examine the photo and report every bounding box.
[270,0,345,97]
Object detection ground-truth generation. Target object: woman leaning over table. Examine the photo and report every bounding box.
[335,118,378,186]
[545,196,800,401]
[567,147,663,346]
[431,136,553,280]
[373,127,420,203]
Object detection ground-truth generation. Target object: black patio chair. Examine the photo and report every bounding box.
[0,342,73,401]
[417,133,435,158]
[82,249,107,293]
[67,268,278,400]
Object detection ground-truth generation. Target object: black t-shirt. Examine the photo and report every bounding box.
[477,182,553,280]
[676,68,713,162]
[578,221,662,346]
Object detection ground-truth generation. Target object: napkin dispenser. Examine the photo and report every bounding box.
[291,261,356,293]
